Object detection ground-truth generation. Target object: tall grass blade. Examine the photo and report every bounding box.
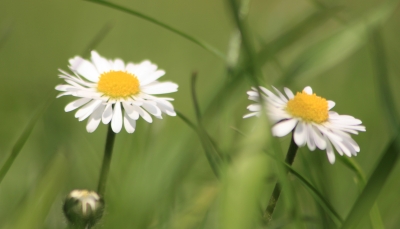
[220,153,269,229]
[265,152,343,226]
[279,0,398,84]
[257,7,342,66]
[2,153,67,229]
[226,0,262,85]
[85,0,225,59]
[340,133,400,229]
[190,73,222,178]
[81,23,114,58]
[0,92,54,185]
[370,27,399,131]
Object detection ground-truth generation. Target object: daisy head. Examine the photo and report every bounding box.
[244,86,366,164]
[56,51,178,133]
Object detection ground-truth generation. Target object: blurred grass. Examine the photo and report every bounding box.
[0,0,400,228]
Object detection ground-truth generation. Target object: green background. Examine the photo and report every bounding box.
[0,0,399,228]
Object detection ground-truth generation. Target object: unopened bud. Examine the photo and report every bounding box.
[63,189,105,228]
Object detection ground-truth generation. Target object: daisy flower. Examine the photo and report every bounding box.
[56,51,178,133]
[244,86,365,164]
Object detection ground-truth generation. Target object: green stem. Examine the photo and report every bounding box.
[97,124,117,196]
[264,135,298,223]
[85,0,225,60]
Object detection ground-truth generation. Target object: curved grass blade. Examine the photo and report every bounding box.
[85,0,225,60]
[176,110,197,131]
[338,157,384,229]
[176,73,223,178]
[0,92,55,185]
[284,160,343,226]
[265,151,343,226]
[370,27,399,131]
[226,0,262,85]
[257,7,343,67]
[220,153,270,229]
[279,0,399,85]
[81,22,114,58]
[2,153,67,229]
[340,132,400,229]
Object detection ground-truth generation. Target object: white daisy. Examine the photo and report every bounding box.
[56,51,178,133]
[244,86,366,164]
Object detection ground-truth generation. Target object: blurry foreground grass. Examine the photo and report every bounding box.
[0,0,400,228]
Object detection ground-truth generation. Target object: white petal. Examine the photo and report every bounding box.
[142,101,162,116]
[311,125,326,150]
[140,70,166,86]
[111,102,123,133]
[112,59,125,71]
[102,103,113,124]
[243,112,258,119]
[272,86,288,102]
[133,60,158,81]
[328,101,335,110]
[57,92,73,98]
[247,104,261,112]
[325,140,336,164]
[294,121,307,146]
[123,112,136,133]
[65,98,91,112]
[86,105,104,133]
[133,105,152,123]
[272,119,297,137]
[125,63,137,73]
[75,100,102,121]
[122,102,139,120]
[306,124,316,151]
[153,98,176,116]
[69,56,99,82]
[141,82,178,95]
[91,51,111,73]
[303,86,312,94]
[284,87,294,99]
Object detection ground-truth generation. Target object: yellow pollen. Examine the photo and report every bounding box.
[286,90,329,123]
[97,71,140,98]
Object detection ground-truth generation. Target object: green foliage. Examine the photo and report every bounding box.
[0,0,399,228]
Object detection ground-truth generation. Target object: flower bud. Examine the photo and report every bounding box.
[63,189,105,228]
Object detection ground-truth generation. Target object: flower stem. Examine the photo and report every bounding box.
[264,135,298,224]
[97,124,116,196]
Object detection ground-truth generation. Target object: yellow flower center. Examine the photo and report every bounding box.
[97,71,140,98]
[286,90,328,123]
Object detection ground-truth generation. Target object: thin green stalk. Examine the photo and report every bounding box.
[227,0,262,86]
[0,92,54,185]
[340,131,400,229]
[85,0,225,60]
[97,124,117,196]
[191,72,202,122]
[264,135,299,224]
[189,73,222,178]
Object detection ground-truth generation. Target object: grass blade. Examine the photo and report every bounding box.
[340,133,400,229]
[81,22,114,58]
[257,7,342,66]
[175,73,223,178]
[265,152,343,226]
[369,27,399,131]
[0,92,54,185]
[226,0,262,85]
[279,0,398,84]
[85,0,225,60]
[338,157,384,229]
[2,153,67,229]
